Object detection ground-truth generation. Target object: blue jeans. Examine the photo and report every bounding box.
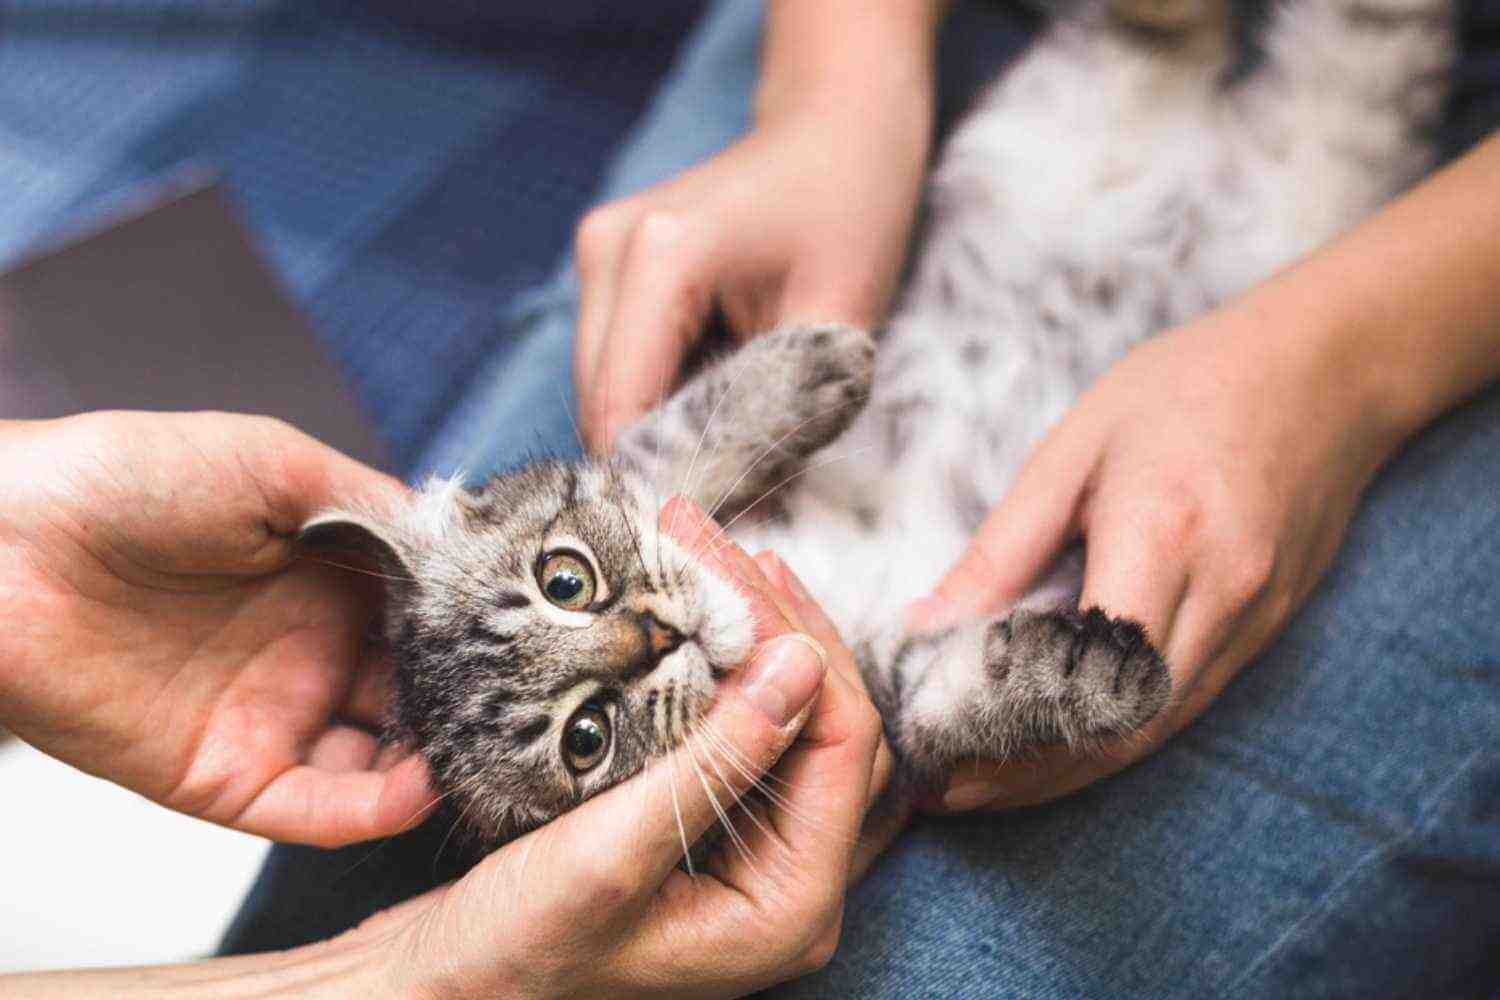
[223,3,1500,995]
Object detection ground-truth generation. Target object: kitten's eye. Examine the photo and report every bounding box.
[539,551,596,610]
[563,705,611,773]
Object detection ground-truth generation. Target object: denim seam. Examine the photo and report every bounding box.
[1226,747,1487,995]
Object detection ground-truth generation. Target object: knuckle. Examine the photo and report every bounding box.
[1223,541,1277,609]
[246,413,297,442]
[629,209,694,256]
[568,858,639,912]
[1146,493,1202,552]
[587,872,638,911]
[795,918,844,975]
[574,204,630,271]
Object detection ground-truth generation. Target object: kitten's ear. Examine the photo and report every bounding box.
[297,511,411,580]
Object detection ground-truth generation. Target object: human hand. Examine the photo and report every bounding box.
[572,66,933,451]
[911,302,1409,811]
[351,498,887,999]
[0,411,434,846]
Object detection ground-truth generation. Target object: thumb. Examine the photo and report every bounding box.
[912,423,1098,630]
[545,631,828,890]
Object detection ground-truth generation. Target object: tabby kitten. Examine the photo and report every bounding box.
[305,0,1452,846]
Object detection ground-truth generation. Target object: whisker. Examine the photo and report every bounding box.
[431,773,492,875]
[694,721,864,847]
[509,830,540,914]
[332,769,478,882]
[557,383,586,456]
[666,747,696,878]
[683,735,758,875]
[692,446,876,558]
[605,461,651,580]
[667,346,760,541]
[690,731,776,845]
[704,394,869,524]
[694,719,794,791]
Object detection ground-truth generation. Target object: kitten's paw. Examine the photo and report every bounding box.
[779,324,876,446]
[986,606,1170,746]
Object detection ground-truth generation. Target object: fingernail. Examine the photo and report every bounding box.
[942,779,999,812]
[741,634,827,726]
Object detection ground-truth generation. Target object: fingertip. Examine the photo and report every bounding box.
[374,754,441,836]
[938,779,1005,813]
[903,595,960,634]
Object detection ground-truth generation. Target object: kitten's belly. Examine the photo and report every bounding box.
[729,479,970,644]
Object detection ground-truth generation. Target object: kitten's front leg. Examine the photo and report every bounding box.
[865,607,1172,792]
[615,324,874,521]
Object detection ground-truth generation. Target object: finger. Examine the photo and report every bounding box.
[541,631,829,895]
[586,215,719,451]
[660,495,804,639]
[1164,577,1284,728]
[914,422,1100,630]
[621,603,878,990]
[924,510,1197,814]
[574,202,637,419]
[249,419,406,542]
[341,644,396,729]
[305,725,380,771]
[1077,503,1191,661]
[768,554,896,811]
[229,752,437,846]
[929,734,1138,815]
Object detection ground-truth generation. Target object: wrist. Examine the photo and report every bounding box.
[755,1,942,130]
[1219,271,1417,481]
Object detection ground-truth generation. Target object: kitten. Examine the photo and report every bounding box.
[304,0,1452,847]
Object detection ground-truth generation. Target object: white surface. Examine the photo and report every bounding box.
[0,739,270,974]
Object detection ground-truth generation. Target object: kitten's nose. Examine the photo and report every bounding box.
[639,611,684,660]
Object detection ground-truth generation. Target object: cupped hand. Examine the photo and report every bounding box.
[912,300,1407,811]
[354,497,888,999]
[0,411,434,846]
[573,84,932,452]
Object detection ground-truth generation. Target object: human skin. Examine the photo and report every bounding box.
[0,411,431,846]
[0,421,886,996]
[914,132,1500,810]
[572,0,950,451]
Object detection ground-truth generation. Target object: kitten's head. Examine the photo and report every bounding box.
[301,459,754,846]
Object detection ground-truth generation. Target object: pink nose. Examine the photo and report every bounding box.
[641,612,684,659]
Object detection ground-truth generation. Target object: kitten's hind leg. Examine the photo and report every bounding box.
[615,324,875,521]
[866,607,1172,792]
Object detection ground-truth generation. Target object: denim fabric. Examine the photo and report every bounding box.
[773,385,1500,998]
[219,2,1500,995]
[0,0,704,473]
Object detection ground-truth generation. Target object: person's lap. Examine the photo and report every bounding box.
[224,2,1500,995]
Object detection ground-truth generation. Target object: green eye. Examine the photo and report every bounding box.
[563,706,610,773]
[539,551,596,610]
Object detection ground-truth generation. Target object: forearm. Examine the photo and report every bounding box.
[0,938,399,1000]
[1235,133,1500,457]
[756,0,949,125]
